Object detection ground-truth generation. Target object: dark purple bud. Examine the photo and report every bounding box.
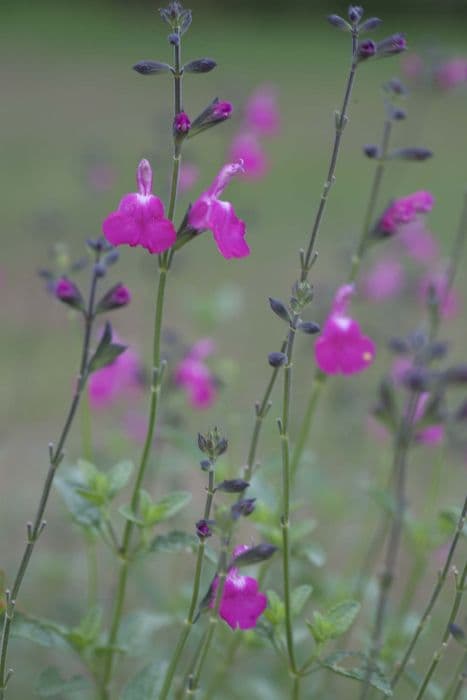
[269,297,291,323]
[133,60,173,75]
[427,341,449,360]
[402,367,432,392]
[359,17,383,33]
[268,352,288,368]
[94,262,107,278]
[388,336,411,354]
[200,459,211,471]
[196,519,213,539]
[326,14,351,31]
[231,498,256,520]
[216,479,250,493]
[363,144,380,158]
[184,58,217,74]
[86,237,112,253]
[358,39,377,61]
[376,34,407,58]
[384,78,408,95]
[391,107,407,121]
[443,365,467,385]
[212,101,233,120]
[189,98,233,137]
[198,428,228,460]
[174,111,191,135]
[297,320,321,335]
[390,147,433,162]
[449,623,465,642]
[95,283,131,314]
[348,5,364,24]
[168,32,180,46]
[230,543,278,568]
[179,9,192,36]
[104,249,119,266]
[54,277,84,311]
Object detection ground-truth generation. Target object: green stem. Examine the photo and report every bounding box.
[445,651,467,700]
[85,533,99,610]
[413,559,467,700]
[0,255,101,698]
[80,386,93,462]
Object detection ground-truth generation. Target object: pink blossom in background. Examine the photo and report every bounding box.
[315,284,376,375]
[188,161,250,259]
[397,220,440,264]
[391,357,413,384]
[210,545,268,630]
[362,257,405,301]
[244,85,281,137]
[229,132,269,180]
[401,53,424,81]
[178,162,200,193]
[174,338,218,409]
[435,58,467,90]
[102,159,176,254]
[89,340,142,410]
[379,190,435,235]
[413,393,445,446]
[418,271,461,320]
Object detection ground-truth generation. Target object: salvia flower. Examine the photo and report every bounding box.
[102,159,176,254]
[361,257,405,302]
[418,271,461,320]
[89,335,143,409]
[209,545,268,630]
[244,85,281,137]
[188,161,250,259]
[397,221,439,264]
[178,162,200,193]
[229,132,268,180]
[190,98,233,137]
[54,277,84,310]
[96,283,132,313]
[174,338,218,409]
[315,284,376,375]
[376,33,407,58]
[435,58,467,90]
[174,111,191,135]
[378,190,435,236]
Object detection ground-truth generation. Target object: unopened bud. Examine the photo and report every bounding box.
[54,277,84,311]
[269,297,291,323]
[402,367,431,392]
[196,519,213,539]
[359,17,383,33]
[230,543,278,567]
[348,5,364,24]
[95,283,131,314]
[363,144,380,158]
[216,479,250,493]
[376,34,407,58]
[326,14,350,31]
[268,352,287,368]
[189,98,233,138]
[390,147,433,161]
[443,365,467,385]
[358,39,377,61]
[174,111,191,135]
[297,320,321,335]
[231,498,256,520]
[133,60,172,75]
[184,58,217,73]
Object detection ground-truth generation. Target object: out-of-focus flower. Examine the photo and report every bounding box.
[229,132,268,180]
[397,221,440,264]
[435,58,467,90]
[209,545,268,630]
[102,159,176,254]
[401,52,424,81]
[378,190,435,236]
[418,271,461,320]
[362,257,405,301]
[315,284,376,375]
[244,85,281,137]
[178,162,200,193]
[174,338,218,409]
[89,337,142,410]
[188,161,250,259]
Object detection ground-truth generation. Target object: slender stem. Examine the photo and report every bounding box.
[446,651,467,700]
[158,470,216,700]
[292,675,301,700]
[85,533,99,610]
[392,496,467,688]
[80,386,93,462]
[444,191,467,296]
[413,559,467,700]
[0,257,101,698]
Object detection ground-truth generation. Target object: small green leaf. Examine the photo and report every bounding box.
[88,322,126,374]
[118,505,145,527]
[7,612,70,650]
[120,661,167,700]
[117,611,172,656]
[150,531,198,554]
[36,667,92,697]
[108,460,134,497]
[321,651,392,696]
[66,606,102,650]
[307,600,360,644]
[55,471,102,531]
[143,491,192,526]
[291,585,313,617]
[264,590,285,625]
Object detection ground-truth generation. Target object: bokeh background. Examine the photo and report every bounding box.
[1,1,467,698]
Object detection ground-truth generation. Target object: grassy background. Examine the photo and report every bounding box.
[1,1,466,697]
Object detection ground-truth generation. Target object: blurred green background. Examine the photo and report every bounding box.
[1,1,467,698]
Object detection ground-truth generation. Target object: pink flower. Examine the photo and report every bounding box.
[413,393,445,446]
[435,58,467,90]
[174,339,218,409]
[362,258,405,301]
[315,284,376,375]
[210,545,268,630]
[397,221,439,264]
[417,271,461,320]
[174,111,191,134]
[188,161,250,259]
[178,162,200,193]
[102,159,176,254]
[380,191,434,235]
[89,338,142,410]
[401,53,424,81]
[229,132,269,180]
[244,85,280,137]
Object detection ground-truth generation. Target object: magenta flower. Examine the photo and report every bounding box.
[362,257,405,302]
[54,277,84,310]
[178,162,200,193]
[229,132,269,180]
[89,336,142,410]
[174,111,191,134]
[435,58,467,90]
[315,284,376,375]
[379,190,434,235]
[210,545,268,630]
[244,85,281,137]
[397,221,439,264]
[174,338,218,409]
[188,161,250,259]
[413,393,445,446]
[417,271,461,320]
[102,159,176,254]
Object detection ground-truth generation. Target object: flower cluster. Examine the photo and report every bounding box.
[378,190,434,236]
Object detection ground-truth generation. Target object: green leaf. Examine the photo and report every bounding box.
[150,531,198,554]
[291,585,313,617]
[55,470,102,531]
[142,491,192,527]
[118,505,145,527]
[88,321,126,374]
[307,600,360,644]
[7,612,70,650]
[321,651,392,696]
[120,661,167,700]
[117,611,173,656]
[264,590,285,626]
[67,606,102,650]
[36,667,92,697]
[107,460,134,497]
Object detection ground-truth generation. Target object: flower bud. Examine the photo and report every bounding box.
[348,5,364,24]
[391,107,407,121]
[359,17,383,33]
[54,277,84,311]
[389,147,433,162]
[363,144,380,158]
[231,498,256,520]
[94,262,107,278]
[168,32,179,46]
[384,78,408,95]
[189,98,233,138]
[95,283,131,314]
[174,111,191,135]
[449,623,465,643]
[326,14,350,31]
[376,34,407,58]
[388,336,411,354]
[268,351,288,368]
[198,428,228,460]
[230,543,278,568]
[216,479,250,493]
[401,367,432,392]
[133,60,172,75]
[358,39,377,61]
[196,519,213,539]
[297,321,321,335]
[184,58,217,74]
[269,297,291,323]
